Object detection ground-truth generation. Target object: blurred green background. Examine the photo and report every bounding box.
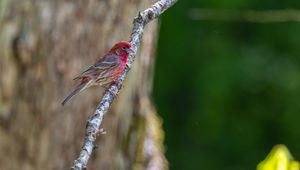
[153,1,300,169]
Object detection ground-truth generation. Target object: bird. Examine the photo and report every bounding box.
[62,41,133,105]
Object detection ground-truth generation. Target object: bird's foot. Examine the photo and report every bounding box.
[113,79,123,89]
[92,128,106,139]
[104,80,123,97]
[104,86,117,97]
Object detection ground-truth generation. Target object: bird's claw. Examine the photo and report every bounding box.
[92,128,106,139]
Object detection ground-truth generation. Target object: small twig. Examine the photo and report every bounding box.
[70,0,177,169]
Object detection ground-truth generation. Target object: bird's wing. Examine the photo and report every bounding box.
[73,53,119,80]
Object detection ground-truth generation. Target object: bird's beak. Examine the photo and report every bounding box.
[126,48,134,54]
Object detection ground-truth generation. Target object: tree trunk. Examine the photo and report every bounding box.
[0,0,166,169]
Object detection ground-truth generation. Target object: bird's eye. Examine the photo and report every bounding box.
[122,47,126,50]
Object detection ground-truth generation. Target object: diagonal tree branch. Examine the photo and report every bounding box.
[70,0,177,169]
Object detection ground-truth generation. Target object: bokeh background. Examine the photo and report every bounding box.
[153,1,300,170]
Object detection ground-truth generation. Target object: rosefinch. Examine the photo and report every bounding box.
[62,41,133,105]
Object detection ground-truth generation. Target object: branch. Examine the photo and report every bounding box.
[189,8,300,23]
[70,0,177,169]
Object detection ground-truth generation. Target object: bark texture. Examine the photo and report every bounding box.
[0,0,166,169]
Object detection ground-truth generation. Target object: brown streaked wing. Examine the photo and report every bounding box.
[94,63,124,86]
[73,53,120,80]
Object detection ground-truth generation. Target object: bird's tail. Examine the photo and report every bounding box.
[62,80,92,105]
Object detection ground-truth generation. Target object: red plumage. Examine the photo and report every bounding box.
[62,41,132,105]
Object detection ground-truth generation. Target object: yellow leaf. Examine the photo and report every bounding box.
[257,144,300,170]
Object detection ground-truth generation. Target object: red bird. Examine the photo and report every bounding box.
[62,41,133,105]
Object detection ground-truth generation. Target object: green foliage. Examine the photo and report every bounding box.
[153,1,300,169]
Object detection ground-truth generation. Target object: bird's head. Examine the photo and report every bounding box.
[110,41,133,56]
